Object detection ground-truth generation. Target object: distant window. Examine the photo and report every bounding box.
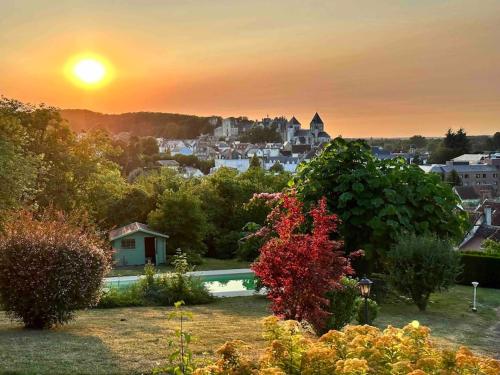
[464,174,469,179]
[476,174,481,178]
[121,238,136,249]
[483,174,487,178]
[494,174,498,178]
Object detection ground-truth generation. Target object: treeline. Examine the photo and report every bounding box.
[365,130,500,157]
[60,109,215,139]
[0,97,289,262]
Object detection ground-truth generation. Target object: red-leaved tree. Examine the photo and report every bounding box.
[252,192,357,331]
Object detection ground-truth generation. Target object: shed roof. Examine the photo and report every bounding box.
[109,222,169,241]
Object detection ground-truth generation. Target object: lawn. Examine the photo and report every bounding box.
[107,257,252,277]
[0,286,499,374]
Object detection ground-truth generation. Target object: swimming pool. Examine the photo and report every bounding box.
[103,269,259,297]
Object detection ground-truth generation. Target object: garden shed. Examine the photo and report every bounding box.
[109,222,169,266]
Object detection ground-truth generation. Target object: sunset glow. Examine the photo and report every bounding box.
[1,1,500,136]
[73,59,105,84]
[65,55,112,89]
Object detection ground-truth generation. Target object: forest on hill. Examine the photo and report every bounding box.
[60,109,216,138]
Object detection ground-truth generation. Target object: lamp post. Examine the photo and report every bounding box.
[358,277,373,324]
[471,281,479,312]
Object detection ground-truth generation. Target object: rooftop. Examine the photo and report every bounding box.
[109,222,169,241]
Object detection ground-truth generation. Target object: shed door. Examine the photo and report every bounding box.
[144,237,156,264]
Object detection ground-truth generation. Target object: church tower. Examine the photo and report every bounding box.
[310,112,324,140]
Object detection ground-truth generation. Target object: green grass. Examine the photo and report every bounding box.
[107,257,252,277]
[0,286,499,374]
[375,285,500,358]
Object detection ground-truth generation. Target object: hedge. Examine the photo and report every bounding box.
[457,252,500,288]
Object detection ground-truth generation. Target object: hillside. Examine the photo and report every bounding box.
[60,109,216,139]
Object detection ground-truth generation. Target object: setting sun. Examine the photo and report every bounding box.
[73,59,105,84]
[65,54,113,89]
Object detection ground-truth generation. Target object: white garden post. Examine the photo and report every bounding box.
[471,281,479,312]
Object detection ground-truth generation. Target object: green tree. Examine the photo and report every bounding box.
[269,161,284,173]
[485,132,500,151]
[444,128,470,154]
[0,115,40,223]
[0,98,126,223]
[105,186,156,228]
[239,125,282,143]
[431,128,471,163]
[294,138,467,268]
[148,188,208,257]
[249,154,262,169]
[446,169,461,187]
[387,234,461,311]
[140,136,159,156]
[409,135,427,149]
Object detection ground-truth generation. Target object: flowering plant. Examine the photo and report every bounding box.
[195,317,500,375]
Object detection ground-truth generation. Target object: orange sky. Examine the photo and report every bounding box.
[1,0,499,137]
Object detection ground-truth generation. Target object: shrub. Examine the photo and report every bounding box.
[0,211,111,328]
[458,252,500,288]
[98,252,213,308]
[355,297,378,325]
[483,239,500,256]
[98,284,143,308]
[386,233,461,311]
[252,193,357,332]
[324,277,358,332]
[193,317,500,374]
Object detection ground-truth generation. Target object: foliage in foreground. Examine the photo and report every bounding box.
[153,301,196,375]
[252,193,359,332]
[98,253,212,308]
[386,234,461,311]
[188,316,500,375]
[0,211,111,328]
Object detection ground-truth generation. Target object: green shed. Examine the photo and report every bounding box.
[109,222,169,266]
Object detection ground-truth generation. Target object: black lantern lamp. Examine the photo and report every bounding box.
[358,277,373,324]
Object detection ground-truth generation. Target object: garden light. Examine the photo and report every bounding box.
[471,281,479,312]
[358,277,373,324]
[358,277,373,298]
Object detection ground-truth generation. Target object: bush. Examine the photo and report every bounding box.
[98,285,143,308]
[458,252,500,288]
[98,252,213,308]
[324,277,358,332]
[0,211,111,328]
[386,233,461,311]
[355,297,378,325]
[193,316,500,374]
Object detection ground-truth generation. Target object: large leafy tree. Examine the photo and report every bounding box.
[252,193,354,331]
[0,98,127,224]
[430,128,471,163]
[188,167,289,258]
[294,138,467,267]
[0,115,40,223]
[148,187,208,257]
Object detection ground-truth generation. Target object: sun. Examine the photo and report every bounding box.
[65,54,113,88]
[73,59,106,84]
